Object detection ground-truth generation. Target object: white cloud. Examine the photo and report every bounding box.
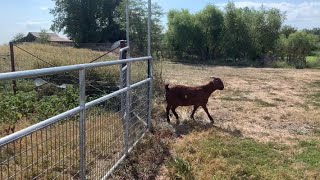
[17,20,49,27]
[16,20,51,32]
[217,1,320,29]
[40,7,49,11]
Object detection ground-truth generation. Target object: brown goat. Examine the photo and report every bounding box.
[165,77,224,124]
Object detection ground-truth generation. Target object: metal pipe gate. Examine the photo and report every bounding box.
[0,0,153,179]
[0,54,152,179]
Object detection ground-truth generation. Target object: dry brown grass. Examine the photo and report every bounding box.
[0,43,117,73]
[154,61,320,179]
[162,61,320,143]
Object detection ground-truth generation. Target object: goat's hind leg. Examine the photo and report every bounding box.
[166,105,171,123]
[171,106,180,125]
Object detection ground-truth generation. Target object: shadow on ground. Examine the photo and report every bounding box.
[111,118,242,179]
[171,119,242,138]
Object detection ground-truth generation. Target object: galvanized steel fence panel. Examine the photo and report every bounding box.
[0,54,152,179]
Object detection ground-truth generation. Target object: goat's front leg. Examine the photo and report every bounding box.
[166,105,171,123]
[201,105,214,123]
[171,106,180,125]
[190,105,199,120]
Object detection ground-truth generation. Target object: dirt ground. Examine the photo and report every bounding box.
[112,61,320,179]
[162,61,320,144]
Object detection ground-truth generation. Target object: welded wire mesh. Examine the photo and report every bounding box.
[0,57,151,179]
[128,82,148,147]
[131,60,148,85]
[84,73,149,179]
[0,114,80,179]
[85,94,124,179]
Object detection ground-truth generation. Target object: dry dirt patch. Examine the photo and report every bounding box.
[163,62,320,143]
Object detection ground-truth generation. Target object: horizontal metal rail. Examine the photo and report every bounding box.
[0,107,81,146]
[0,56,152,81]
[86,78,151,109]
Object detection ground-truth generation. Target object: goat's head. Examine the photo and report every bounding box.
[210,77,224,90]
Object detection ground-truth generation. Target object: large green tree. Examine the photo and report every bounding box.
[195,5,224,59]
[166,9,200,58]
[281,25,297,38]
[50,0,125,43]
[223,3,252,60]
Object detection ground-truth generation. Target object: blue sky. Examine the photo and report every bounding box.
[0,0,320,44]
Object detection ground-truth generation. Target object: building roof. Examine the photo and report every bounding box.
[28,32,73,43]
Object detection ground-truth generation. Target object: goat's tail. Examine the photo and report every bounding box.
[165,84,170,91]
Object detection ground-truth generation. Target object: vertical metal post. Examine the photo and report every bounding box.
[147,0,153,130]
[125,62,131,155]
[126,0,130,57]
[119,41,128,154]
[79,69,86,180]
[9,42,17,94]
[119,41,126,122]
[147,0,151,57]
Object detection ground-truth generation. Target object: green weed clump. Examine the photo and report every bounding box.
[0,85,78,125]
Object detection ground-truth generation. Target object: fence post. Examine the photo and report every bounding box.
[147,0,153,130]
[125,62,131,155]
[119,40,130,155]
[9,42,17,94]
[79,69,86,180]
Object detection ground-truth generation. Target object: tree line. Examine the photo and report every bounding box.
[165,3,319,68]
[14,1,319,68]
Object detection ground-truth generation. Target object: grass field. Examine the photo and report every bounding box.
[151,61,320,179]
[0,43,117,73]
[1,43,320,179]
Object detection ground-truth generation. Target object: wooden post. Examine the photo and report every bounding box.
[9,42,17,94]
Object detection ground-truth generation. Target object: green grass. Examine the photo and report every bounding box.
[306,56,320,68]
[167,157,195,180]
[255,99,277,107]
[273,97,285,102]
[310,92,320,107]
[220,96,249,102]
[171,130,320,179]
[309,80,320,88]
[295,141,320,168]
[270,60,293,68]
[220,96,277,107]
[307,80,320,107]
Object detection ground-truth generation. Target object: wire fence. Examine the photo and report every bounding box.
[0,52,152,179]
[0,41,125,98]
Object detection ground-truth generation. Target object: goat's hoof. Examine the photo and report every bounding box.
[167,119,171,123]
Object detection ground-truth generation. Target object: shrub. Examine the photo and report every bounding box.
[0,91,37,124]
